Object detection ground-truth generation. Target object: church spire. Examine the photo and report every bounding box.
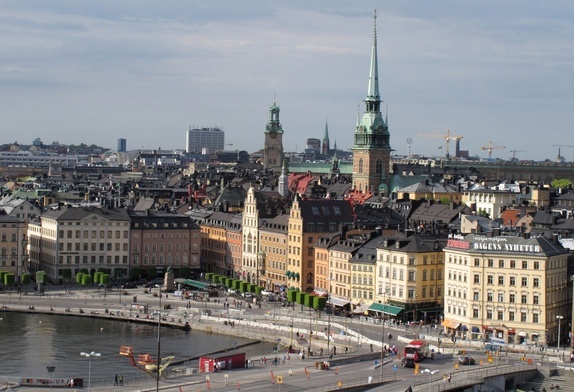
[322,118,330,155]
[367,10,380,102]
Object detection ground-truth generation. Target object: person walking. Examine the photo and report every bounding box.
[119,374,124,386]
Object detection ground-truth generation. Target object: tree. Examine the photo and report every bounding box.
[81,274,93,289]
[21,273,31,294]
[552,178,572,189]
[4,273,16,292]
[477,208,490,218]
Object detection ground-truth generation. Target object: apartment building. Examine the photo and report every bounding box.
[443,233,570,346]
[28,205,130,283]
[0,212,27,279]
[128,210,201,279]
[287,198,354,292]
[259,214,289,291]
[375,233,445,322]
[462,189,520,219]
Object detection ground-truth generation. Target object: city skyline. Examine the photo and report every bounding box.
[1,1,572,161]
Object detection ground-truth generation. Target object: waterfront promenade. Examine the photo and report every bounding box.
[0,285,565,391]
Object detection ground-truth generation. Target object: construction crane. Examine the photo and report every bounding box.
[509,150,526,161]
[417,129,463,160]
[481,141,506,160]
[553,145,574,162]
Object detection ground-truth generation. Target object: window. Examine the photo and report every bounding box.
[510,260,516,268]
[533,313,539,323]
[533,278,539,288]
[509,293,515,303]
[473,292,479,301]
[510,276,516,286]
[498,260,504,268]
[533,295,539,305]
[487,292,493,302]
[497,311,503,320]
[487,310,493,319]
[509,311,515,321]
[498,293,504,302]
[487,275,493,285]
[521,312,527,322]
[498,276,504,285]
[422,270,427,281]
[408,270,415,281]
[488,259,494,267]
[521,294,527,304]
[473,309,479,318]
[521,277,527,287]
[522,261,527,269]
[474,258,480,266]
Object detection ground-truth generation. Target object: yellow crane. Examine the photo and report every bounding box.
[481,141,506,160]
[417,130,463,160]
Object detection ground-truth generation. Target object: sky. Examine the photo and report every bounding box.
[1,1,573,162]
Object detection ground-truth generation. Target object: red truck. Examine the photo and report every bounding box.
[403,339,430,362]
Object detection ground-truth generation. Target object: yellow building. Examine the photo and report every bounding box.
[259,214,289,291]
[374,233,445,323]
[0,213,27,280]
[443,233,570,346]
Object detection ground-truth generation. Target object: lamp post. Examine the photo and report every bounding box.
[421,369,440,392]
[557,315,564,353]
[80,351,101,392]
[156,287,162,392]
[380,288,389,383]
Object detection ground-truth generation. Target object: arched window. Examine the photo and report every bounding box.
[358,158,364,174]
[376,159,383,174]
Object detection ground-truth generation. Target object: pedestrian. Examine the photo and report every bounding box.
[119,373,124,386]
[114,374,118,386]
[447,374,451,383]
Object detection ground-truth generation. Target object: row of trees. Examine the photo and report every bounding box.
[204,273,327,312]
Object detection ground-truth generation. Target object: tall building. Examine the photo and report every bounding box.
[352,11,392,195]
[186,127,225,153]
[117,138,127,152]
[263,101,284,170]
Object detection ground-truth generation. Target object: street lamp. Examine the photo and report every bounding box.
[421,369,440,392]
[557,315,564,353]
[379,287,389,383]
[80,351,101,392]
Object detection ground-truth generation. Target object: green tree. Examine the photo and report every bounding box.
[61,269,72,284]
[552,178,572,189]
[81,274,93,288]
[76,272,85,285]
[313,296,327,311]
[477,208,490,218]
[4,273,16,291]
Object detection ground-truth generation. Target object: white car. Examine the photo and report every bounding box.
[261,290,273,296]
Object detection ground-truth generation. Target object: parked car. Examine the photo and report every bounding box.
[458,355,475,365]
[121,281,137,289]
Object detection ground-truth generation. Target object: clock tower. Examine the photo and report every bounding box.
[263,100,284,170]
[352,10,391,195]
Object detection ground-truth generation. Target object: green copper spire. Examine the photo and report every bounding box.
[367,10,380,101]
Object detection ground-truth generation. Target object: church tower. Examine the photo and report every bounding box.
[322,119,330,155]
[352,10,391,195]
[263,101,284,170]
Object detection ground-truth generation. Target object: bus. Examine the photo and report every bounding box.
[403,339,430,362]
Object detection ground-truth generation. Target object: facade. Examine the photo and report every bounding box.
[186,127,225,153]
[128,210,201,279]
[462,189,520,219]
[199,211,240,276]
[262,101,284,170]
[28,206,131,283]
[258,214,289,291]
[242,187,261,284]
[287,198,354,292]
[443,233,570,346]
[349,235,379,307]
[352,12,392,195]
[375,234,445,322]
[0,212,28,280]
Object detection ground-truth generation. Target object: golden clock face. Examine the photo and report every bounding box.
[270,131,277,139]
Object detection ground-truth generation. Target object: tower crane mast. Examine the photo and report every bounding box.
[481,141,506,160]
[417,129,463,160]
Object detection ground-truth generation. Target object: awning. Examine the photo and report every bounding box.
[310,290,327,297]
[507,328,516,335]
[441,320,461,329]
[353,304,370,314]
[328,297,350,307]
[518,331,528,337]
[368,303,404,316]
[471,326,480,333]
[181,279,210,290]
